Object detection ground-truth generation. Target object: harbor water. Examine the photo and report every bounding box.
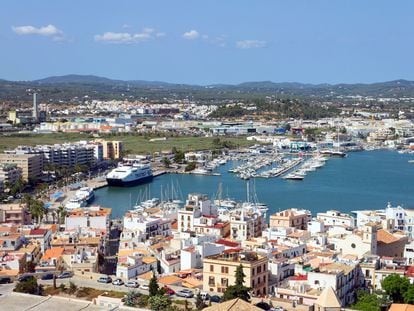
[93,150,414,219]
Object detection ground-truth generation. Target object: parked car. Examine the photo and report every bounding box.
[139,284,149,290]
[255,302,271,310]
[176,289,194,298]
[41,273,55,280]
[125,280,139,288]
[97,275,112,283]
[162,286,175,295]
[18,275,35,282]
[112,279,124,286]
[57,271,72,279]
[209,295,221,303]
[0,277,12,284]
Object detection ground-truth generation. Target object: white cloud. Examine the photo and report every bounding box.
[94,28,162,44]
[182,29,199,40]
[12,24,63,40]
[236,40,267,49]
[155,32,166,37]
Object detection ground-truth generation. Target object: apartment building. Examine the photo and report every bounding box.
[96,139,123,160]
[229,209,265,241]
[123,211,172,239]
[0,153,43,181]
[65,206,111,233]
[177,194,213,232]
[316,210,356,228]
[307,262,363,306]
[269,208,311,230]
[0,164,22,185]
[0,204,31,225]
[203,250,269,296]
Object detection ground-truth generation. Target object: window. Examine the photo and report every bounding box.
[221,278,228,287]
[209,276,215,286]
[210,265,214,272]
[257,266,261,274]
[221,266,229,274]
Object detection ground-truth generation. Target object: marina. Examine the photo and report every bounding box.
[93,150,414,218]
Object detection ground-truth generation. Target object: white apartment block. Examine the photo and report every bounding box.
[230,209,265,241]
[65,206,111,232]
[123,212,171,239]
[317,210,356,228]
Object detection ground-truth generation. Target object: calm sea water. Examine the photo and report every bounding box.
[93,150,414,219]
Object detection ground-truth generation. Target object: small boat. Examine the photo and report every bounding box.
[191,168,211,175]
[283,173,304,180]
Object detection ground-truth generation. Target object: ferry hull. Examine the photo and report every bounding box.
[106,175,153,187]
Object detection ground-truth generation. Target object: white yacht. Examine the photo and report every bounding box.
[65,197,87,209]
[106,161,153,187]
[75,187,94,203]
[191,168,211,175]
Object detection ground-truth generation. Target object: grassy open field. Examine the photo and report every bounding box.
[0,133,256,154]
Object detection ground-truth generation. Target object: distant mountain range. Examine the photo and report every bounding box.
[2,74,414,101]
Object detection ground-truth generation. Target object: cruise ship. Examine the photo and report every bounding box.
[106,161,153,187]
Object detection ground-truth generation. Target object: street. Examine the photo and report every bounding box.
[38,275,197,303]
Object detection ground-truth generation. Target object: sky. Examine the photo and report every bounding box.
[1,0,413,84]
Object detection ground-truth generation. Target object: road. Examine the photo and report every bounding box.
[38,276,197,303]
[0,283,15,296]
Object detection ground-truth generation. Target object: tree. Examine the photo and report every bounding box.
[222,264,251,302]
[382,274,410,303]
[195,292,207,310]
[352,290,384,311]
[404,285,414,304]
[149,273,160,296]
[161,157,171,168]
[185,162,196,172]
[68,281,78,295]
[173,150,185,163]
[57,205,66,227]
[148,294,171,311]
[14,277,41,295]
[124,290,141,307]
[24,261,36,273]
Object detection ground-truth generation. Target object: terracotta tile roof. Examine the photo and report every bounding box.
[216,239,240,248]
[137,271,153,280]
[389,304,414,311]
[42,247,64,260]
[29,229,48,236]
[182,277,203,288]
[157,275,183,285]
[204,298,262,311]
[142,256,157,264]
[378,229,399,244]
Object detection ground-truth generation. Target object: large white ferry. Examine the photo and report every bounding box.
[106,160,153,187]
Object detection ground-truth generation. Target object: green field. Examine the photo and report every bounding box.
[0,133,256,154]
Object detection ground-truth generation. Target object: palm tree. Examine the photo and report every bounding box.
[51,210,57,224]
[57,205,67,228]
